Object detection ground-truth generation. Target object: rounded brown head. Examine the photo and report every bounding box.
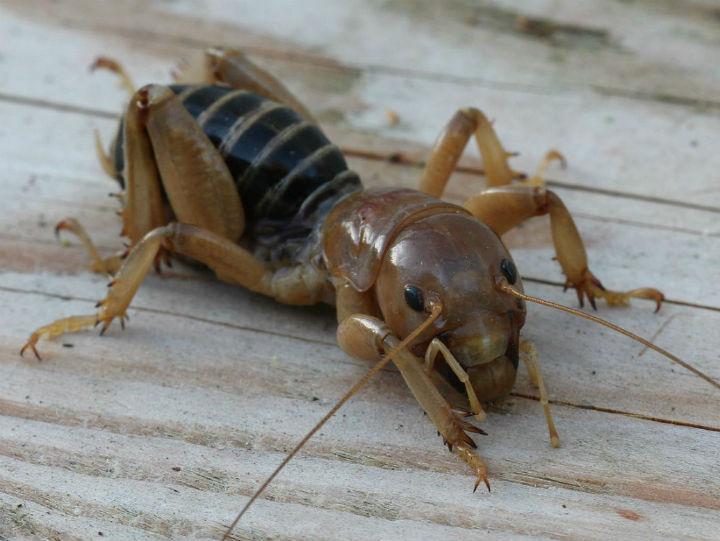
[373,212,526,402]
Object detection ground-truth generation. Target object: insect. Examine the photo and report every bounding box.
[20,48,719,539]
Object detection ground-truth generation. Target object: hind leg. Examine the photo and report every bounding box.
[62,77,248,273]
[22,221,335,359]
[22,224,269,359]
[22,84,246,358]
[23,83,334,358]
[55,88,166,274]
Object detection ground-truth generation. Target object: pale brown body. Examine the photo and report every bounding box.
[22,48,666,492]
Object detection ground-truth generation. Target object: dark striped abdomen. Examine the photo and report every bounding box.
[113,84,361,257]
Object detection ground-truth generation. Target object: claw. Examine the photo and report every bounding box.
[473,476,491,493]
[20,335,42,361]
[54,218,79,239]
[460,422,487,436]
[90,56,135,95]
[97,308,126,336]
[568,269,664,312]
[574,286,584,308]
[565,269,662,312]
[21,314,98,360]
[451,408,475,418]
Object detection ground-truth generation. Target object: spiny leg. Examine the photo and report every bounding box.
[337,314,489,491]
[173,47,316,123]
[22,223,272,359]
[24,83,254,356]
[465,186,664,310]
[520,338,560,447]
[425,338,486,422]
[117,84,170,257]
[83,59,169,264]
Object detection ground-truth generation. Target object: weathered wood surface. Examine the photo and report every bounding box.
[0,1,719,539]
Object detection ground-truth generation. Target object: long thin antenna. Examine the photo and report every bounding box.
[499,280,719,391]
[222,304,443,540]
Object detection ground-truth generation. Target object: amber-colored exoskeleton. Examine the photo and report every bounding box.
[21,48,719,539]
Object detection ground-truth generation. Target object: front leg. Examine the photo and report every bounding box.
[337,314,489,491]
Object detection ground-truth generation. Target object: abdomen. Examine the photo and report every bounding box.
[113,84,361,260]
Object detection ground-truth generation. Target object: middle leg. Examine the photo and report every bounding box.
[419,107,562,198]
[465,186,664,310]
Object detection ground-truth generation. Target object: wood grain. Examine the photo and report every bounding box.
[0,1,718,540]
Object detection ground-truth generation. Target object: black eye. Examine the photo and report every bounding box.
[501,258,518,284]
[403,285,424,312]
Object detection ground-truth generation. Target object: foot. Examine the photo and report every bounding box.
[567,268,664,312]
[21,314,99,360]
[443,410,490,492]
[20,273,133,360]
[90,56,136,96]
[56,219,124,276]
[521,150,565,188]
[455,443,491,493]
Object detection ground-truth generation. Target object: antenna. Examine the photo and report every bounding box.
[498,280,719,391]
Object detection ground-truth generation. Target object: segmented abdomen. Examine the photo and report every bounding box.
[113,84,361,258]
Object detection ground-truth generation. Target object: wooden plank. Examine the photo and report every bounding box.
[1,280,719,539]
[3,0,720,209]
[0,1,718,540]
[8,0,720,105]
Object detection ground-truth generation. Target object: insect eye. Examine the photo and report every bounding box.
[500,258,518,284]
[403,285,424,312]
